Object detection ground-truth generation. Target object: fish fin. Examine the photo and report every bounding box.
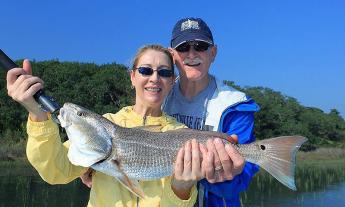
[111,160,146,199]
[91,160,145,198]
[133,125,162,132]
[255,135,307,191]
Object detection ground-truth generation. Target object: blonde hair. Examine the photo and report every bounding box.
[131,44,174,73]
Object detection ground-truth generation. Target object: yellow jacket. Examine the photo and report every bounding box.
[26,106,197,207]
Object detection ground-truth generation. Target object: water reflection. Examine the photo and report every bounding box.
[241,160,345,207]
[0,161,344,206]
[0,165,89,207]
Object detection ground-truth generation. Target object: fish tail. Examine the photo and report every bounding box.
[255,136,307,191]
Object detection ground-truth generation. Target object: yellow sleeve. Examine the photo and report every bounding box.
[26,115,87,184]
[160,177,197,207]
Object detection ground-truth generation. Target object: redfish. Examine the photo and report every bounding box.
[58,103,307,198]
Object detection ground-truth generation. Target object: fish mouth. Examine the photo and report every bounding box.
[58,107,72,128]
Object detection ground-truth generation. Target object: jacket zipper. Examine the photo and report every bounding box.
[143,115,147,126]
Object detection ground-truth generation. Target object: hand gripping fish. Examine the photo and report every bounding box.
[58,103,307,198]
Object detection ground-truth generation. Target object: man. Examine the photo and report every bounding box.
[162,17,260,207]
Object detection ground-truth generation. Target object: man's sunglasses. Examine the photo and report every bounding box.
[135,67,174,78]
[175,41,211,53]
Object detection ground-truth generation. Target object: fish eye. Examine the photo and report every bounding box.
[260,145,266,150]
[77,111,83,116]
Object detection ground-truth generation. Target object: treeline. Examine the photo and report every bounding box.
[224,80,345,150]
[0,61,344,152]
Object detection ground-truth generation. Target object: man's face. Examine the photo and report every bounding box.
[171,41,217,82]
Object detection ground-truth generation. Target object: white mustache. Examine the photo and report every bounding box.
[183,58,202,65]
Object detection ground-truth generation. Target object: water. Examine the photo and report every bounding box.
[0,160,344,206]
[0,164,89,207]
[0,176,90,207]
[241,181,345,207]
[241,160,345,207]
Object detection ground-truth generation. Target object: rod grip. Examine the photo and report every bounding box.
[0,49,18,70]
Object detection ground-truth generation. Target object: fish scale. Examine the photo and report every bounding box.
[113,127,214,179]
[114,130,180,179]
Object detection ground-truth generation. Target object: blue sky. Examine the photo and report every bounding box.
[1,0,344,118]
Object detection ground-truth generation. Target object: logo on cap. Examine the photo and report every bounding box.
[181,19,200,31]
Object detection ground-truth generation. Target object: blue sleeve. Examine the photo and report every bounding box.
[200,109,260,200]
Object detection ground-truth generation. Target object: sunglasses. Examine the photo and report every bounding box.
[175,41,211,53]
[135,67,174,78]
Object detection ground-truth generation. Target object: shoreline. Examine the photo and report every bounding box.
[1,147,344,169]
[297,147,345,162]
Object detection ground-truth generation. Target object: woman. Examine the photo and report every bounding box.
[6,45,204,206]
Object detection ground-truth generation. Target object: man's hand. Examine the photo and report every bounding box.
[80,168,94,188]
[202,135,245,183]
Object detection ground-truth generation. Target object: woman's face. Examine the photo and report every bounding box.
[130,49,174,109]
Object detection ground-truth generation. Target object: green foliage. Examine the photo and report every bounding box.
[29,60,134,114]
[0,61,344,157]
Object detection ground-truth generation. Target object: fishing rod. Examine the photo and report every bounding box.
[0,49,61,118]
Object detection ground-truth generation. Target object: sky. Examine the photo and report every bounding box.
[1,0,344,118]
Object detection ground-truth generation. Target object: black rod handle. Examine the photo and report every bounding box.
[0,49,18,69]
[0,49,60,113]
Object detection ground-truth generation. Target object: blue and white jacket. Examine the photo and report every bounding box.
[165,77,260,207]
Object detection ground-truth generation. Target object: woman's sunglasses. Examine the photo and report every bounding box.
[135,67,174,78]
[175,41,211,53]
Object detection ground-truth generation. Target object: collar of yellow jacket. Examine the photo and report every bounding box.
[107,106,184,130]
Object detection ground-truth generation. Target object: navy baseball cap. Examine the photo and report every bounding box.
[171,17,214,48]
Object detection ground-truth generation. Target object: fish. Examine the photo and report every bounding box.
[57,102,307,198]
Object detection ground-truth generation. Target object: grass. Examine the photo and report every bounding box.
[0,139,26,161]
[297,147,345,162]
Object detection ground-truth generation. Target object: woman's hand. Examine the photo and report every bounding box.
[6,59,48,121]
[171,139,206,200]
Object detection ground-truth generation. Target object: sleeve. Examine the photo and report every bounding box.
[160,177,198,207]
[26,115,87,184]
[200,110,260,200]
